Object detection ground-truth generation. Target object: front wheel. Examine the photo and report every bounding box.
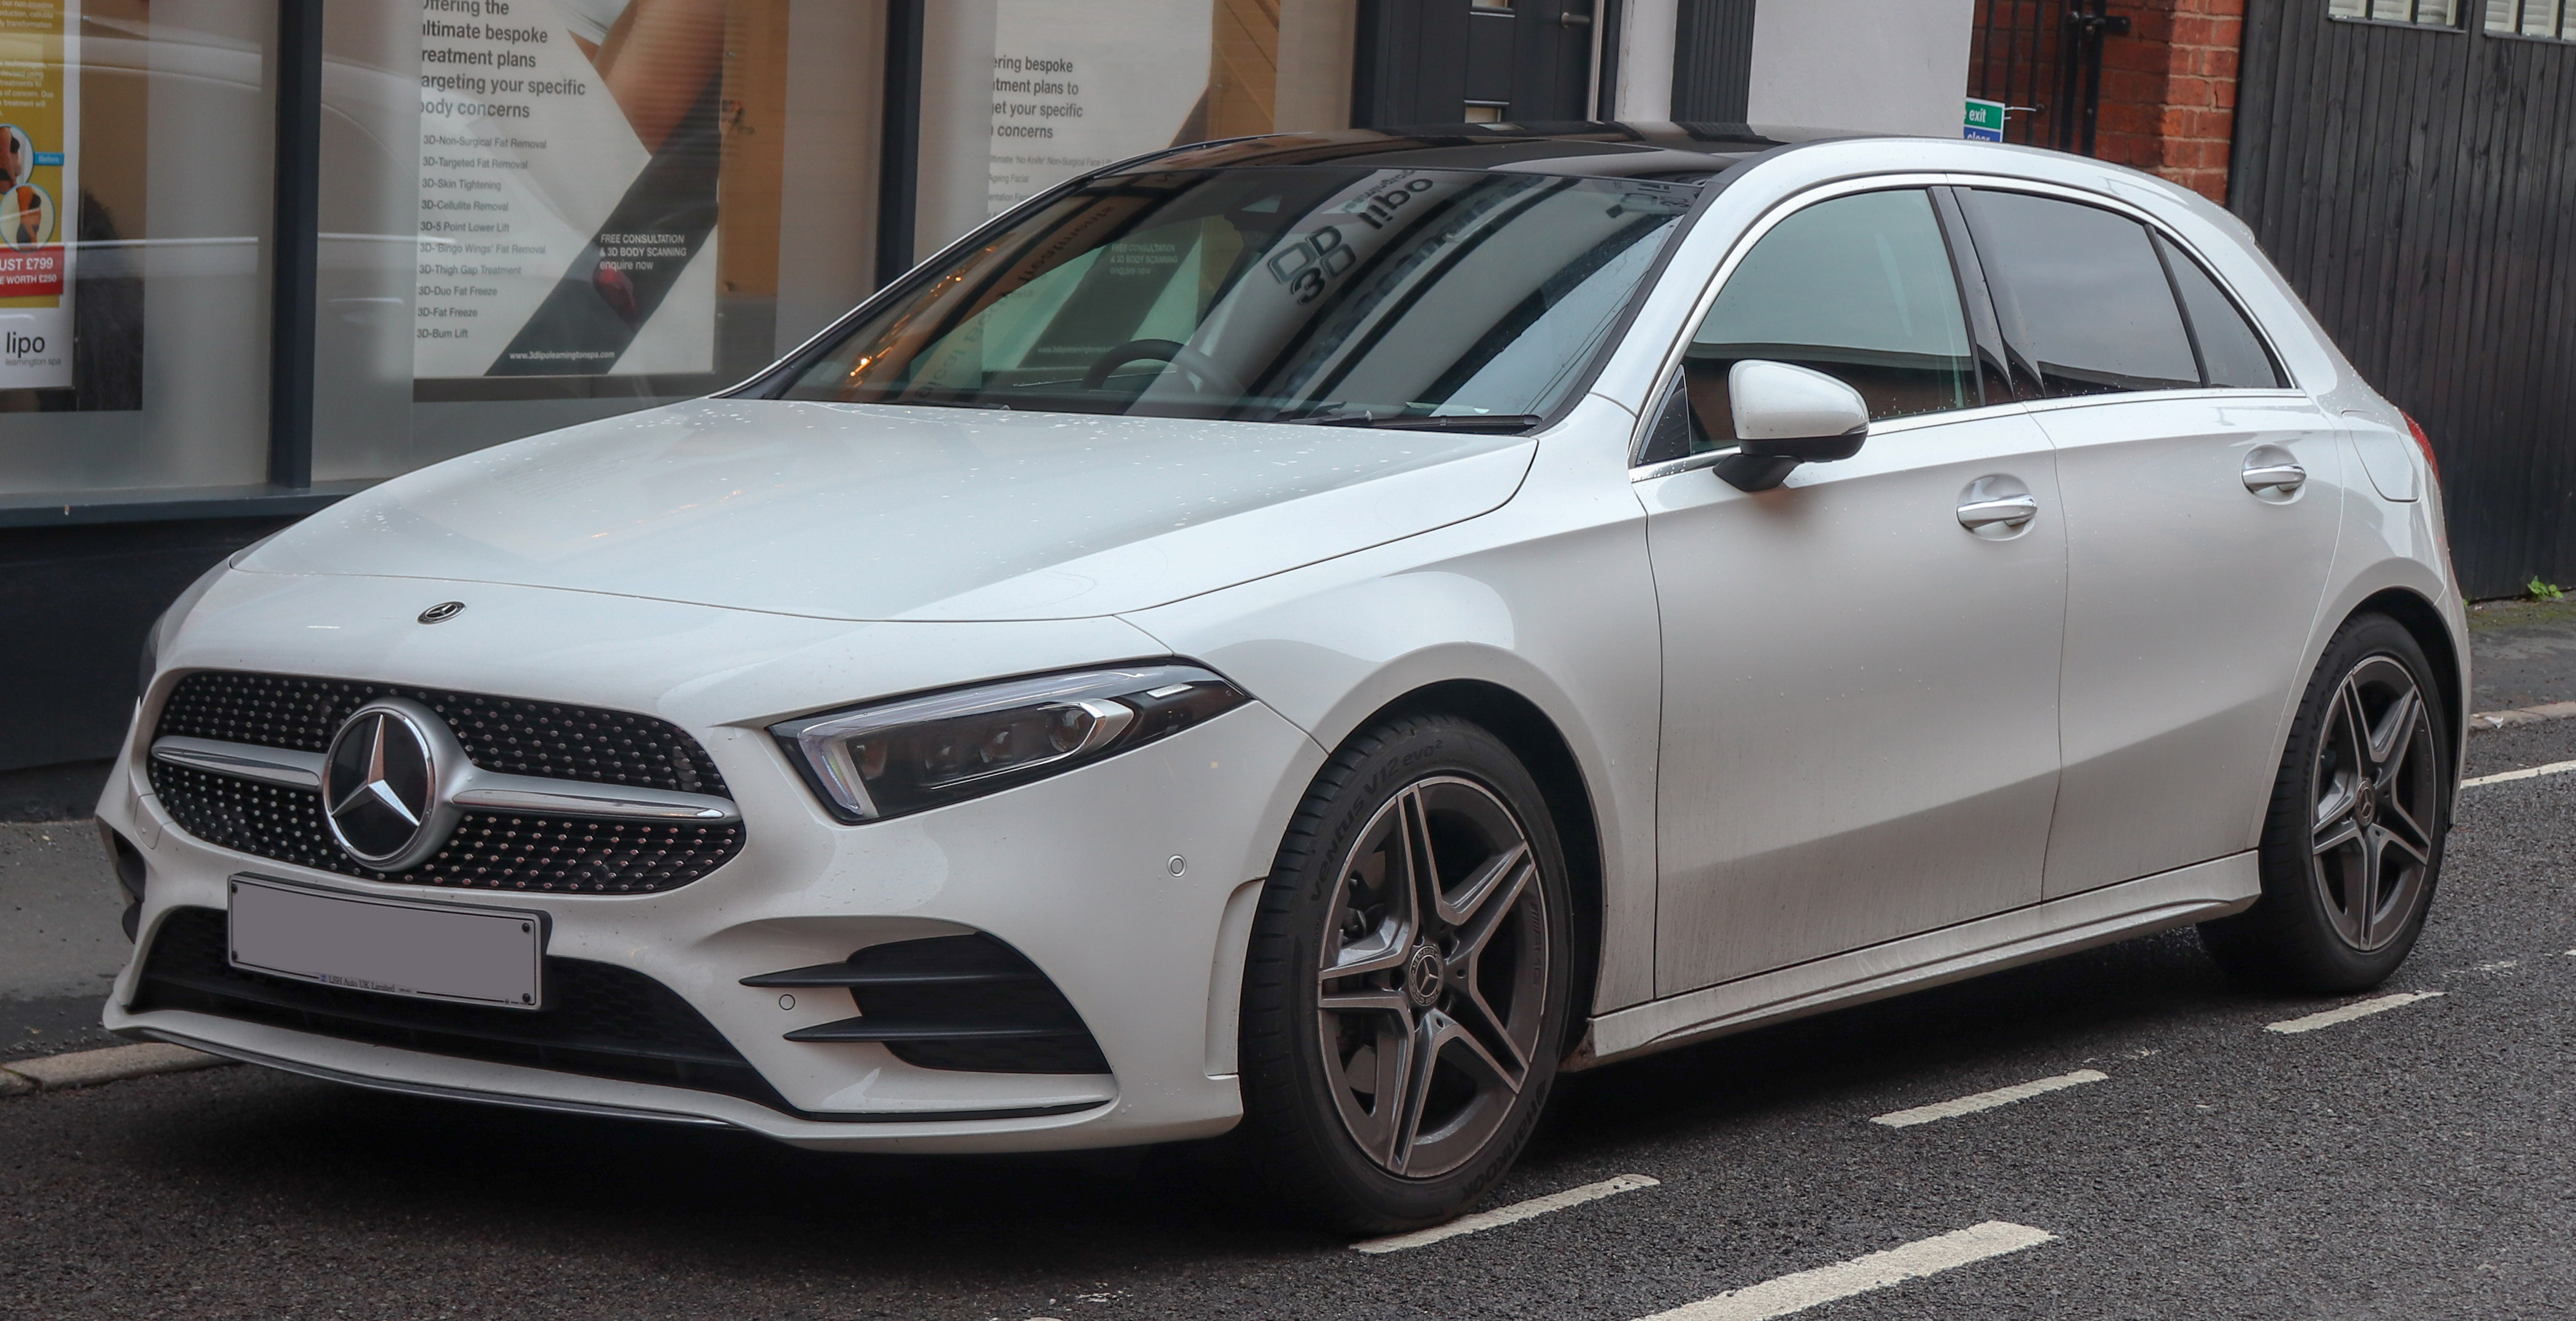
[2202,613,2451,991]
[1231,714,1573,1232]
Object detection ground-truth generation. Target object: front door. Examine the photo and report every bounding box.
[1355,1,1596,127]
[1639,187,2068,996]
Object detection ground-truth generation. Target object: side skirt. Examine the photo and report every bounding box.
[1569,852,2258,1069]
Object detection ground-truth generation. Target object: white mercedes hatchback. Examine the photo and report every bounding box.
[102,125,2463,1231]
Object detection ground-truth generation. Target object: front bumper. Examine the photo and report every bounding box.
[101,573,1325,1152]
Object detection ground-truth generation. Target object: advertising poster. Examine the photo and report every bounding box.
[987,0,1211,216]
[0,0,77,390]
[415,0,720,383]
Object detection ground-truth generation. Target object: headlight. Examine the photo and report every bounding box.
[770,663,1252,822]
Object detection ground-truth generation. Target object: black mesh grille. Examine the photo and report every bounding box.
[775,934,1112,1075]
[147,672,743,895]
[132,906,791,1111]
[156,669,728,796]
[147,763,743,895]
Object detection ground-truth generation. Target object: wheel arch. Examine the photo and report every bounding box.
[2352,586,2467,756]
[1360,678,1608,1044]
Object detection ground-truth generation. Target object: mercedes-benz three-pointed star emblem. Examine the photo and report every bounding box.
[320,701,451,869]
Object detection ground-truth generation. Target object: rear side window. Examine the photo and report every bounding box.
[1680,188,1976,446]
[2154,233,2287,389]
[1960,189,2200,396]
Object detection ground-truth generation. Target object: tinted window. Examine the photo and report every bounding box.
[771,168,1697,429]
[1961,189,2199,397]
[1677,189,1975,448]
[2156,233,2286,389]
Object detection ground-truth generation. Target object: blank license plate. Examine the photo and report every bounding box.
[228,876,546,1010]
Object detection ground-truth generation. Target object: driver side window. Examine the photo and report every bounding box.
[1641,189,1978,464]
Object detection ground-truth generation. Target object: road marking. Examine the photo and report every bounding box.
[1870,1069,2108,1128]
[1634,1221,2056,1320]
[2461,758,2576,787]
[1353,1174,1660,1253]
[2265,990,2445,1034]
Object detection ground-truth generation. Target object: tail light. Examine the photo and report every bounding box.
[2403,411,2439,482]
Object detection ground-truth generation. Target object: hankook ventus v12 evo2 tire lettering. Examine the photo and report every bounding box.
[2202,613,2452,992]
[1230,714,1574,1232]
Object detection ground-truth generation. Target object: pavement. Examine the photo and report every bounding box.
[3,608,2573,1318]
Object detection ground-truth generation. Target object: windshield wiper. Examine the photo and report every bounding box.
[1295,411,1544,433]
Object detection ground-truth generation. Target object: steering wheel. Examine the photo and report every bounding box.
[1078,338,1248,398]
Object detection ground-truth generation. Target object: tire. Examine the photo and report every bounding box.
[2201,612,2451,992]
[1229,713,1574,1232]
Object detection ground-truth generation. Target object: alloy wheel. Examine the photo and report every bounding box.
[1313,776,1550,1179]
[2309,654,2439,951]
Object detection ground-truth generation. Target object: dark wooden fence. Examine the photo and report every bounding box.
[2234,1,2576,598]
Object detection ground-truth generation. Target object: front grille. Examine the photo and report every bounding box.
[156,669,729,796]
[148,671,744,895]
[132,906,791,1111]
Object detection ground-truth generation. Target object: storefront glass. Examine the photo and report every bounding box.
[0,0,1370,501]
[916,1,1355,253]
[309,0,885,482]
[0,0,277,499]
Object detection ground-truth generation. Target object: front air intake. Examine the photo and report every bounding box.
[744,934,1111,1075]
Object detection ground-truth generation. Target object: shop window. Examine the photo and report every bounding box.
[0,0,276,499]
[308,0,887,483]
[917,1,1357,254]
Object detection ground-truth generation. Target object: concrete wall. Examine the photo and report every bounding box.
[1743,0,1974,137]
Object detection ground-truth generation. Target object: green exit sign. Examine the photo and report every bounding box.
[1964,98,2006,141]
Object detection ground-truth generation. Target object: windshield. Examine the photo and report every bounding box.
[766,167,1698,429]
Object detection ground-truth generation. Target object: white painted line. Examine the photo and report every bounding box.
[0,1042,229,1094]
[1635,1221,2057,1320]
[2461,758,2576,787]
[2265,990,2445,1034]
[1870,1069,2108,1129]
[1353,1174,1660,1253]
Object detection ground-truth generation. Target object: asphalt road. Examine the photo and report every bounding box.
[4,647,2573,1319]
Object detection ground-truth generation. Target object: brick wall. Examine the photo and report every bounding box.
[2093,0,2246,202]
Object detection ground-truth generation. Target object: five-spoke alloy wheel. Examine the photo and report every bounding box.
[1233,714,1572,1231]
[2307,654,2440,951]
[1315,775,1550,1179]
[2205,613,2452,991]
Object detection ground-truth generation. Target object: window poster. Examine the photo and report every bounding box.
[414,0,721,383]
[987,0,1213,216]
[0,0,77,390]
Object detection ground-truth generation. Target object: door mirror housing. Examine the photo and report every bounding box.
[1713,360,1870,492]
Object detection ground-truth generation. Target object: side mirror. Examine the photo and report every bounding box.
[1714,360,1870,492]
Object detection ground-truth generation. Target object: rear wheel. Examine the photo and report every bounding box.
[1231,714,1572,1232]
[2202,613,2451,991]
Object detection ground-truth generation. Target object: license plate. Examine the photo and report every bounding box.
[227,876,546,1010]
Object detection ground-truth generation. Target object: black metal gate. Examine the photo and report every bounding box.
[1968,0,2129,155]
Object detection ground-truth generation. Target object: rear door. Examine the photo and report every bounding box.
[1955,187,2348,897]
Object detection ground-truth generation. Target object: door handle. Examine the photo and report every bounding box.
[2242,444,2307,495]
[2242,461,2307,494]
[1957,494,2039,531]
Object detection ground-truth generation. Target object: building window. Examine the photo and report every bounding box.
[0,2,278,501]
[2328,0,2462,25]
[2483,0,2576,38]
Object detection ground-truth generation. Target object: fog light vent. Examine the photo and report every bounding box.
[745,934,1110,1075]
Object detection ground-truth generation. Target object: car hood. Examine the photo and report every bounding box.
[244,400,1538,622]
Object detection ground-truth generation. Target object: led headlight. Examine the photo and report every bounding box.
[770,662,1251,822]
